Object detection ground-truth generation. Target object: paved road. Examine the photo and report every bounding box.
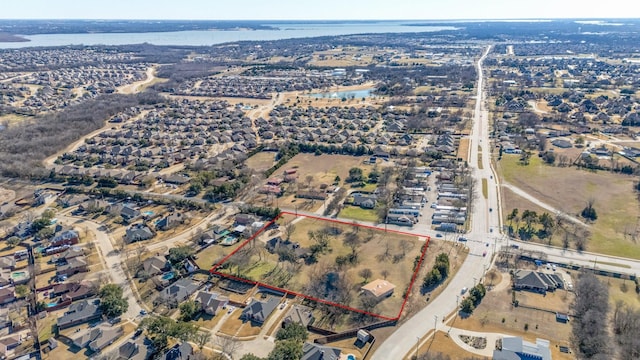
[57,214,143,320]
[371,45,494,360]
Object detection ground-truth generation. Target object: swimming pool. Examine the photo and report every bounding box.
[161,272,175,281]
[46,302,58,308]
[221,236,238,246]
[143,211,154,216]
[347,355,356,360]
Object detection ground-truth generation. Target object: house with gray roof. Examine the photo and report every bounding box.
[142,256,170,277]
[57,298,102,329]
[241,297,279,324]
[71,323,124,352]
[125,224,154,243]
[195,291,228,316]
[513,270,564,293]
[112,338,151,360]
[282,305,315,327]
[302,342,341,360]
[160,342,193,360]
[493,336,551,360]
[158,278,199,306]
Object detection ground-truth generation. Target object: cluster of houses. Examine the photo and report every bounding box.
[1,49,147,114]
[54,99,257,175]
[168,71,363,99]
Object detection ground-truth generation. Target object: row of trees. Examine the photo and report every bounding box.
[572,273,610,359]
[422,253,450,291]
[460,283,486,314]
[506,208,556,241]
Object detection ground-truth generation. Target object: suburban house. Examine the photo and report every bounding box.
[241,297,279,324]
[142,256,171,277]
[282,305,315,328]
[0,256,15,270]
[195,291,229,316]
[361,279,396,299]
[493,337,551,360]
[385,213,414,226]
[79,199,109,213]
[0,335,21,356]
[57,298,103,329]
[52,247,85,263]
[158,278,199,306]
[107,203,141,222]
[156,213,185,231]
[513,270,564,293]
[50,230,80,247]
[302,342,342,360]
[234,214,257,226]
[56,256,88,277]
[72,324,124,352]
[160,342,193,360]
[0,287,15,305]
[125,224,154,243]
[352,194,377,209]
[265,237,310,259]
[113,338,151,360]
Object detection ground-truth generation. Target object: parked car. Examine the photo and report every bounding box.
[461,287,468,294]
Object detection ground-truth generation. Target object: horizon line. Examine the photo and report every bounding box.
[0,17,638,21]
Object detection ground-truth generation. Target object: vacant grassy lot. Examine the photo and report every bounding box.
[339,205,380,222]
[606,276,640,310]
[497,154,640,258]
[195,241,246,270]
[218,214,426,319]
[246,151,276,173]
[282,153,376,188]
[457,138,470,161]
[409,330,481,360]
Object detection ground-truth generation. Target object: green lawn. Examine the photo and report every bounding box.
[338,205,380,222]
[497,154,640,259]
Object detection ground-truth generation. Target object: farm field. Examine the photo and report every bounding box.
[497,154,640,259]
[213,213,429,319]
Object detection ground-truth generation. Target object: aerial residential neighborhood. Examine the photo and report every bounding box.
[0,9,639,360]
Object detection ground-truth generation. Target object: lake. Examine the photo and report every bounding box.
[0,22,457,49]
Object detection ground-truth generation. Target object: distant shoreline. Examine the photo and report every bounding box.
[0,33,30,43]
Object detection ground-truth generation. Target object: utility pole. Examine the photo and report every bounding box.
[434,315,438,330]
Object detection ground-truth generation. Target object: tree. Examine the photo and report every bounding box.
[305,175,314,188]
[139,316,197,352]
[573,273,610,358]
[507,208,519,235]
[275,322,308,342]
[346,167,364,183]
[99,284,129,318]
[193,331,211,352]
[460,298,475,314]
[168,245,195,264]
[283,222,296,241]
[359,268,373,283]
[581,199,598,221]
[179,300,200,322]
[14,285,30,298]
[6,236,20,248]
[268,339,303,360]
[381,269,390,280]
[240,355,263,360]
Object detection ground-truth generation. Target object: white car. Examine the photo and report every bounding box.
[461,287,468,295]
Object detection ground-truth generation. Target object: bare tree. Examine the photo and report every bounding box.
[214,336,240,359]
[381,269,390,280]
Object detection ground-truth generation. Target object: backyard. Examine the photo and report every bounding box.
[213,213,428,319]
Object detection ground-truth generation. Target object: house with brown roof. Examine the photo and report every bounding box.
[195,291,229,316]
[361,279,396,299]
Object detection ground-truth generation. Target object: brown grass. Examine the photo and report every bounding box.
[409,330,484,360]
[457,138,470,162]
[246,152,277,173]
[453,275,573,359]
[497,154,640,258]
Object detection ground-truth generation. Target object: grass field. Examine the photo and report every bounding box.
[339,205,380,222]
[246,151,276,173]
[497,154,640,258]
[457,138,470,161]
[216,214,427,319]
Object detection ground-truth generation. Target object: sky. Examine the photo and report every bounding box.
[0,0,635,21]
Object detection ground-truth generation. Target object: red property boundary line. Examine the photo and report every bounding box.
[210,211,430,321]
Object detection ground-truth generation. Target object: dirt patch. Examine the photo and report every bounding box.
[0,187,15,205]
